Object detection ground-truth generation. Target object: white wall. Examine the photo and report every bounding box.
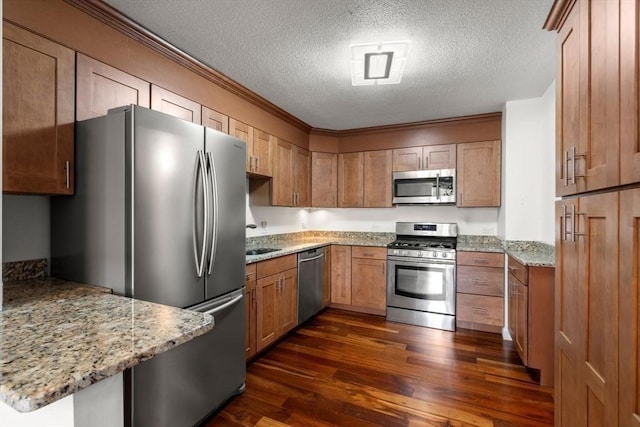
[499,81,556,244]
[2,195,51,263]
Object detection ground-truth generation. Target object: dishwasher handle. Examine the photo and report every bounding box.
[298,253,325,264]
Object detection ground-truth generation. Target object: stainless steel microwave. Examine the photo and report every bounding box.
[392,169,456,205]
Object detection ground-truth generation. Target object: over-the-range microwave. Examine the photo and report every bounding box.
[392,168,456,205]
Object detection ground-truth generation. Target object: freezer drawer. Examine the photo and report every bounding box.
[128,289,246,427]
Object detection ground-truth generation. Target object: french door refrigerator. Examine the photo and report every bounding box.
[51,105,246,427]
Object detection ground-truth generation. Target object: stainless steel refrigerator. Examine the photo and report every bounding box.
[51,105,246,426]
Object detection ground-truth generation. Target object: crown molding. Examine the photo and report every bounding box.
[543,0,576,31]
[64,0,312,133]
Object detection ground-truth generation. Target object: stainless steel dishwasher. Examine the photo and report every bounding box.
[297,247,326,324]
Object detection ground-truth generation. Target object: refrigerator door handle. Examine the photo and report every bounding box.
[192,151,209,277]
[202,293,243,316]
[206,152,219,275]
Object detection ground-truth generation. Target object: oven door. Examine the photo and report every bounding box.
[387,256,455,315]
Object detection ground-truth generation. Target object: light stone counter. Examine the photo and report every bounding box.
[0,278,214,412]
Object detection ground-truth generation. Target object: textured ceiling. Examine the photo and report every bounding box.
[102,0,556,130]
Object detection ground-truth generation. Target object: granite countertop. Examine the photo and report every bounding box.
[1,278,214,412]
[245,231,395,264]
[456,236,555,267]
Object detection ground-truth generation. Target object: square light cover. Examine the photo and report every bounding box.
[350,41,411,86]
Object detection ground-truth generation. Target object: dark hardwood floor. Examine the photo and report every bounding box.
[207,309,554,426]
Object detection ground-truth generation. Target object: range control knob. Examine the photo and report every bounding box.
[417,251,423,257]
[432,252,437,258]
[441,252,448,258]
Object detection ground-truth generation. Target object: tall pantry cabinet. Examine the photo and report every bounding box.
[545,0,639,425]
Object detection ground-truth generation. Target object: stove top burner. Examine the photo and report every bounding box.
[388,239,456,250]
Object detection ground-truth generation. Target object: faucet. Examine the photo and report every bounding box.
[245,224,257,229]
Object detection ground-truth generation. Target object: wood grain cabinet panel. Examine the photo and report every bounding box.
[293,146,311,207]
[456,251,504,334]
[3,22,75,195]
[620,188,640,425]
[322,246,331,307]
[150,84,201,124]
[229,118,254,173]
[351,258,386,311]
[330,245,352,305]
[76,53,150,121]
[363,150,392,207]
[277,268,298,335]
[312,152,338,207]
[252,129,274,177]
[456,140,501,207]
[202,106,229,134]
[620,0,640,185]
[256,273,279,352]
[272,138,294,206]
[338,152,364,207]
[392,144,455,171]
[245,264,257,360]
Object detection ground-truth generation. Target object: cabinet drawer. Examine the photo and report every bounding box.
[246,263,257,283]
[457,294,503,327]
[457,266,504,296]
[256,254,297,279]
[351,246,387,260]
[457,251,504,268]
[507,256,528,285]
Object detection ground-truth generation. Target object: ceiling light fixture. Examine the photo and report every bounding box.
[350,41,411,86]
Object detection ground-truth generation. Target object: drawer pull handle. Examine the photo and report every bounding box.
[471,306,488,315]
[472,279,488,286]
[474,258,489,264]
[363,252,374,257]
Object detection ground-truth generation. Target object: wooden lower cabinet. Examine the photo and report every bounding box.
[245,264,257,360]
[322,246,332,307]
[249,254,298,355]
[555,193,619,426]
[507,256,554,387]
[456,251,504,333]
[330,245,386,315]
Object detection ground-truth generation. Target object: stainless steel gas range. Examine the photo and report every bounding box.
[386,222,458,331]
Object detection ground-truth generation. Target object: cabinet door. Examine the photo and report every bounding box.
[363,150,392,207]
[582,0,620,192]
[514,280,528,365]
[256,274,279,352]
[229,118,254,172]
[508,277,517,349]
[555,3,583,196]
[252,129,274,177]
[76,53,150,121]
[392,147,422,171]
[202,106,229,134]
[351,258,386,310]
[457,140,501,207]
[311,152,338,207]
[322,246,331,307]
[150,84,201,124]
[620,0,640,185]
[330,245,352,304]
[272,138,294,206]
[293,146,311,207]
[277,269,298,335]
[423,144,456,170]
[338,153,364,207]
[620,188,640,424]
[3,23,75,195]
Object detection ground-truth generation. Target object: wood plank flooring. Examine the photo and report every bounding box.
[206,309,554,426]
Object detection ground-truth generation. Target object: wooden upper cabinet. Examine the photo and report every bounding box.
[338,152,364,207]
[620,0,640,185]
[392,144,456,171]
[293,146,311,207]
[272,138,294,206]
[312,152,338,207]
[457,140,501,207]
[392,147,422,171]
[252,129,274,177]
[150,84,202,124]
[3,22,75,195]
[202,106,229,134]
[76,54,150,121]
[363,150,392,207]
[229,118,254,172]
